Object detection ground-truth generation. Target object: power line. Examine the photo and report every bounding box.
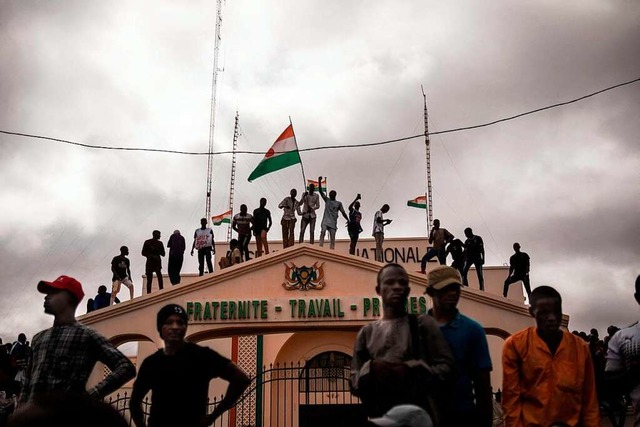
[1,76,638,156]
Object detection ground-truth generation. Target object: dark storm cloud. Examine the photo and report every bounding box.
[1,0,639,340]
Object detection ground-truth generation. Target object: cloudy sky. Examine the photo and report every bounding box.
[1,0,639,341]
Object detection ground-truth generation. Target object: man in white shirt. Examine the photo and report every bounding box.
[317,176,348,250]
[606,274,640,426]
[191,218,215,276]
[373,204,392,262]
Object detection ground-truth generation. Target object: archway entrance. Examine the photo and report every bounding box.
[298,351,367,427]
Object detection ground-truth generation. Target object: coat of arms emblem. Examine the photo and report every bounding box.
[282,262,326,291]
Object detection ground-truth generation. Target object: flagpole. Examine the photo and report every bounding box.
[289,116,307,188]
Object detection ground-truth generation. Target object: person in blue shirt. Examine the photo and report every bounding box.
[425,265,493,427]
[93,285,119,311]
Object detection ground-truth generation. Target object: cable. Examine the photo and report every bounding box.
[1,76,638,155]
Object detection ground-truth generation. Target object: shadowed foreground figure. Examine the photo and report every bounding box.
[130,304,250,427]
[502,286,600,426]
[21,276,135,405]
[351,263,453,424]
[8,393,127,427]
[425,266,493,427]
[606,274,640,426]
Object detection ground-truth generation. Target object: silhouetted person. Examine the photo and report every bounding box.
[142,230,165,294]
[191,218,215,276]
[420,219,453,273]
[21,276,135,404]
[503,243,531,300]
[278,189,299,248]
[502,286,600,426]
[461,228,484,291]
[218,239,242,270]
[347,194,363,255]
[10,334,29,392]
[252,198,272,257]
[86,299,95,313]
[110,246,133,305]
[299,183,320,244]
[445,238,465,277]
[130,304,250,427]
[167,230,186,285]
[232,204,253,261]
[318,176,348,250]
[93,285,118,311]
[373,204,392,262]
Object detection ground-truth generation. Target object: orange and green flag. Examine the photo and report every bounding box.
[407,195,427,209]
[211,210,232,226]
[248,124,302,182]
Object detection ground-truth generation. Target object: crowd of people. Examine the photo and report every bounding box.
[0,268,639,426]
[85,178,539,315]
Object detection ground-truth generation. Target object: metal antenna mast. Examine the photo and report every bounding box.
[422,85,433,236]
[225,111,240,242]
[205,0,224,222]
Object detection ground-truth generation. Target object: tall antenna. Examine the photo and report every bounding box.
[205,0,224,221]
[226,111,240,243]
[422,85,433,236]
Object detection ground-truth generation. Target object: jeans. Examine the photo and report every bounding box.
[349,231,360,255]
[319,226,337,249]
[462,258,484,290]
[197,246,214,276]
[504,273,531,299]
[420,247,447,272]
[238,233,251,261]
[281,218,296,248]
[374,232,385,261]
[145,265,163,294]
[299,215,316,244]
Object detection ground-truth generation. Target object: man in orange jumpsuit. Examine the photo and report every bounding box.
[502,286,600,427]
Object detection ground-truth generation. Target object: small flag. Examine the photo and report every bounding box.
[211,210,232,226]
[407,196,427,209]
[306,178,327,192]
[248,124,302,182]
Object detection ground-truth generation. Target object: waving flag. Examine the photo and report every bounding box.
[248,124,302,182]
[306,178,327,192]
[211,210,232,226]
[407,196,427,209]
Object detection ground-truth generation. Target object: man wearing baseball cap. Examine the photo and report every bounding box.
[425,266,493,427]
[20,275,136,405]
[130,304,250,427]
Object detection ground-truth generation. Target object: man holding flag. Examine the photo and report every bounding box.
[318,176,348,250]
[299,181,321,244]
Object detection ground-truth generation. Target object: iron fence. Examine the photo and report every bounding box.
[106,361,363,427]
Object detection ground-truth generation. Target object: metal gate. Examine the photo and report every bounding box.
[107,352,364,427]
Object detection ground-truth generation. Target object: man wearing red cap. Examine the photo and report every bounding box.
[20,275,136,405]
